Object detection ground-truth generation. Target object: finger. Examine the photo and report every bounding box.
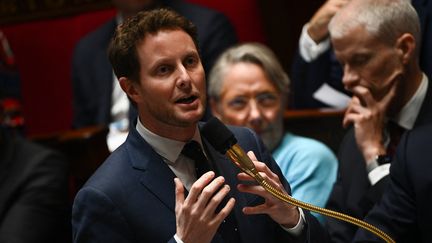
[238,168,281,188]
[351,86,375,108]
[185,171,215,205]
[237,171,254,181]
[351,97,364,107]
[242,203,269,216]
[245,157,272,176]
[237,162,278,186]
[343,97,365,127]
[174,178,185,213]
[247,151,257,161]
[351,96,361,106]
[196,176,226,209]
[248,158,279,180]
[342,115,352,128]
[237,162,269,182]
[202,183,232,216]
[237,184,267,196]
[343,112,364,128]
[211,197,236,225]
[346,102,368,115]
[237,171,259,181]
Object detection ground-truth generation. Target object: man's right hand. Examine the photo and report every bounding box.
[308,0,349,43]
[174,172,235,243]
[343,83,397,164]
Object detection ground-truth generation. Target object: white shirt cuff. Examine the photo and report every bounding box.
[368,163,391,185]
[174,234,184,243]
[281,208,306,237]
[299,23,331,62]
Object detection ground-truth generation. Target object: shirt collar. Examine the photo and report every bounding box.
[135,118,203,163]
[393,73,428,130]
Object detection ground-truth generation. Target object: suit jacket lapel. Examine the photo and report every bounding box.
[127,127,177,212]
[199,125,258,204]
[201,132,260,242]
[139,153,177,212]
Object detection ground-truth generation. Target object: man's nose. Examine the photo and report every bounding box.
[342,65,359,91]
[176,65,192,89]
[247,101,263,127]
[249,101,262,119]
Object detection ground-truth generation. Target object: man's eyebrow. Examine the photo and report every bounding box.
[183,50,200,58]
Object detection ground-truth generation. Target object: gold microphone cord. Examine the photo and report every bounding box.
[226,144,395,243]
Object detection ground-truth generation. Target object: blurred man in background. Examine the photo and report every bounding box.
[290,0,432,109]
[208,42,338,224]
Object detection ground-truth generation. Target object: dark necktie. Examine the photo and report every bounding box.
[181,140,212,178]
[181,140,241,243]
[386,121,405,157]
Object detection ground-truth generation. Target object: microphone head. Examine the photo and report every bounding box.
[201,117,237,154]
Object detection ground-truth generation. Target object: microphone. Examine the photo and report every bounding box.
[201,117,262,180]
[201,117,395,243]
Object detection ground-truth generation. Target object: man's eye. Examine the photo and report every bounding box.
[228,98,247,109]
[156,65,171,75]
[256,93,278,106]
[184,56,198,67]
[351,55,369,66]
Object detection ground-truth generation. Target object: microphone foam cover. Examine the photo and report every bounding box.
[201,117,237,154]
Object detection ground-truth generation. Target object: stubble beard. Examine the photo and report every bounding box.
[145,97,206,128]
[260,117,284,151]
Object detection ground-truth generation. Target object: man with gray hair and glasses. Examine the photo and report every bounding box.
[208,43,338,225]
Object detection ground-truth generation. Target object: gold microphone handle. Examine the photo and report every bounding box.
[226,145,395,243]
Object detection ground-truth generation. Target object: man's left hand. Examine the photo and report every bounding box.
[236,151,299,228]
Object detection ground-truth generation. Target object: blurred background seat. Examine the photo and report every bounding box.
[31,125,110,200]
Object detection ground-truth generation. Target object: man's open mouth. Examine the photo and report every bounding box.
[176,95,198,104]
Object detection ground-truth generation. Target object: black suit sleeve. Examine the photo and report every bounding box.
[0,140,69,243]
[325,128,391,243]
[353,132,421,242]
[72,187,141,243]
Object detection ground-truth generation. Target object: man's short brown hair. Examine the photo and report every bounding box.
[108,8,199,83]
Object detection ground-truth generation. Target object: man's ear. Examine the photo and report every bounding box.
[395,33,416,65]
[119,77,141,104]
[209,98,222,120]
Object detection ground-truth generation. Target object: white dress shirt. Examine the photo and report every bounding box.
[299,23,331,62]
[135,118,203,190]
